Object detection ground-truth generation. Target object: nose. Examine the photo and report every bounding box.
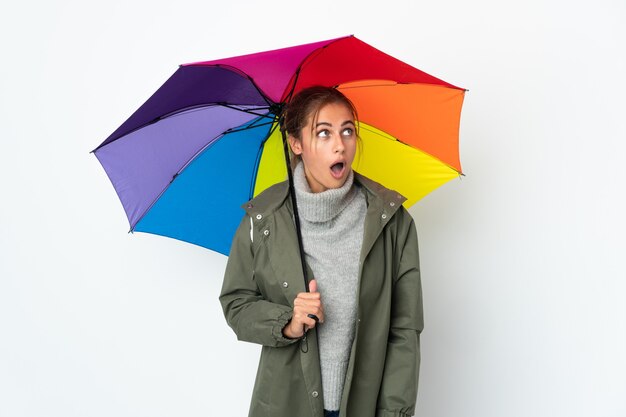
[333,134,345,153]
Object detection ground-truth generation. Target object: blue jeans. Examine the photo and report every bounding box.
[324,410,339,417]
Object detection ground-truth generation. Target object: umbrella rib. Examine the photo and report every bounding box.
[247,121,281,199]
[176,118,276,175]
[92,103,274,153]
[281,37,345,103]
[357,124,398,141]
[358,124,464,175]
[283,67,301,103]
[217,103,275,120]
[130,117,275,233]
[224,120,276,135]
[208,63,275,106]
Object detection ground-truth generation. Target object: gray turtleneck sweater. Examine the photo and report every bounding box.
[293,162,367,411]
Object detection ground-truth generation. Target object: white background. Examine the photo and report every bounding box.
[1,0,625,416]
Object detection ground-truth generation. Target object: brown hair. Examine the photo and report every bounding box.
[283,86,360,168]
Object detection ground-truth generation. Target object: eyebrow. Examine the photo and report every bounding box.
[315,120,355,127]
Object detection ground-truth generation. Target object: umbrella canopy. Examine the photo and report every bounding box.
[93,35,465,255]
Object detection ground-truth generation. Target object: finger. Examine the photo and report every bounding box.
[302,316,317,329]
[308,279,317,293]
[294,299,323,314]
[316,309,325,324]
[296,305,323,323]
[310,305,324,324]
[294,298,322,309]
[296,291,321,300]
[295,311,317,329]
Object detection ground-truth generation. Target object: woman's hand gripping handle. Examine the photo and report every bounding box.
[282,279,325,339]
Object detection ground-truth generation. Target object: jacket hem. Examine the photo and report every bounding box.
[375,409,413,417]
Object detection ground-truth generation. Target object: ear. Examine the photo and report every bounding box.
[288,135,302,155]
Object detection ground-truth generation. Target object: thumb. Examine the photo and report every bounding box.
[308,279,317,293]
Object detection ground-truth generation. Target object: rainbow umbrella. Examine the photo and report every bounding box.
[92,35,466,256]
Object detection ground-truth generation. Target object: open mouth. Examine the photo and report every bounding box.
[330,162,345,179]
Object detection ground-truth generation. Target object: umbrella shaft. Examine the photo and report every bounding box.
[280,124,310,292]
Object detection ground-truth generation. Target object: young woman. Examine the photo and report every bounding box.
[220,86,423,417]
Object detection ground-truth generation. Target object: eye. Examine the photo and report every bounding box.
[316,129,330,139]
[342,127,354,137]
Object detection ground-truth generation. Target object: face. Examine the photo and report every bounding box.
[289,102,357,193]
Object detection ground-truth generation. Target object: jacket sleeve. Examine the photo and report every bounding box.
[377,209,424,417]
[219,215,301,348]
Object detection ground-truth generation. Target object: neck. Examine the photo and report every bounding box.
[293,162,357,223]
